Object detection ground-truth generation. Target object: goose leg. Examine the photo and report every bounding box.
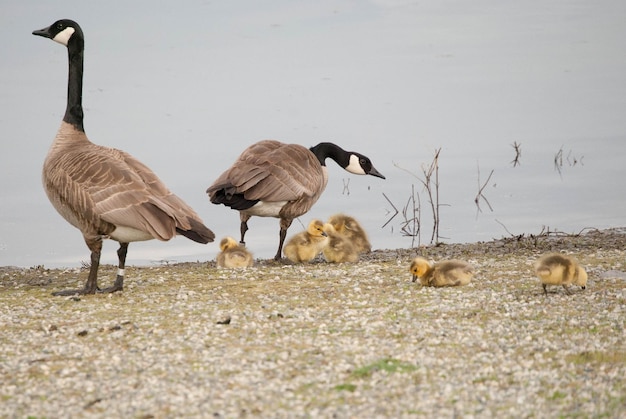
[542,283,548,296]
[561,284,572,295]
[98,242,127,293]
[239,213,250,245]
[52,237,102,296]
[274,218,293,260]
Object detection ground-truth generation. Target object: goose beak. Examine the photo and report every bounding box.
[368,166,385,179]
[321,231,328,237]
[411,275,418,283]
[32,26,51,39]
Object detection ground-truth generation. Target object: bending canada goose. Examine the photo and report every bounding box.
[207,140,385,260]
[409,257,474,287]
[216,237,254,268]
[32,19,214,295]
[322,223,359,263]
[283,219,329,263]
[534,253,587,296]
[327,213,371,253]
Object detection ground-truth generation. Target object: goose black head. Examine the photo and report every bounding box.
[345,152,386,179]
[33,19,83,47]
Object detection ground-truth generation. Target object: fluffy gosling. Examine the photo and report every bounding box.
[534,253,587,296]
[327,213,371,253]
[283,219,329,263]
[409,257,474,287]
[322,223,359,263]
[216,237,254,268]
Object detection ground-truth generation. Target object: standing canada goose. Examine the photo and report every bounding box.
[32,19,214,295]
[327,213,372,253]
[283,219,329,263]
[409,257,474,287]
[216,237,254,268]
[207,140,385,260]
[534,253,587,296]
[322,223,359,263]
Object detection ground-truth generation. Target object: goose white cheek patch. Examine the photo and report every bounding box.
[345,154,366,175]
[53,27,75,46]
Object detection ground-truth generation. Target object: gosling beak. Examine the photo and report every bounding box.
[581,286,586,290]
[411,275,418,283]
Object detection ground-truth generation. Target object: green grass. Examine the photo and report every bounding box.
[350,358,417,379]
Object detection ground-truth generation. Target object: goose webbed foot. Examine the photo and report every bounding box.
[97,276,124,294]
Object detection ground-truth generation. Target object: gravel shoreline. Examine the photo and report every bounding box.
[1,228,625,418]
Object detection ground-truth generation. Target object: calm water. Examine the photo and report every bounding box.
[1,1,625,267]
[2,135,623,268]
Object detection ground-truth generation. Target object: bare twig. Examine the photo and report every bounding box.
[381,193,399,229]
[554,147,564,178]
[399,184,421,247]
[474,163,494,216]
[391,148,443,245]
[342,178,350,195]
[511,141,521,167]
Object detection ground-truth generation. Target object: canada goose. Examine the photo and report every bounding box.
[327,213,371,253]
[283,219,329,263]
[207,140,384,260]
[534,253,587,296]
[216,237,254,268]
[32,19,214,295]
[322,223,359,263]
[409,257,474,287]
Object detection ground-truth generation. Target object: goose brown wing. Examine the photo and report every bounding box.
[209,140,325,203]
[51,143,208,241]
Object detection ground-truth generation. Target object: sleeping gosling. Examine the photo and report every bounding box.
[283,219,329,263]
[327,213,371,253]
[216,237,254,268]
[409,257,474,287]
[534,253,587,296]
[322,223,359,263]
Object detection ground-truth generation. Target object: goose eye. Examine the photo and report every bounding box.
[360,158,367,165]
[57,22,64,30]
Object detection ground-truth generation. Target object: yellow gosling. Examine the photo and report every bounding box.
[283,220,329,263]
[327,213,371,253]
[322,223,359,263]
[409,257,474,287]
[534,253,587,296]
[216,237,254,268]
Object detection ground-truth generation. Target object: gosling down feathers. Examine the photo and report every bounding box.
[216,237,254,268]
[327,213,371,253]
[33,20,214,295]
[322,223,359,263]
[534,253,587,296]
[410,257,474,287]
[207,140,384,260]
[283,219,329,263]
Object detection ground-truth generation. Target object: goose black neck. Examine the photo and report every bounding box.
[309,142,350,168]
[64,37,85,132]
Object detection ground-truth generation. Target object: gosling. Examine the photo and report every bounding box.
[216,237,254,268]
[534,253,587,296]
[409,257,474,287]
[283,219,329,263]
[322,223,359,263]
[327,213,371,253]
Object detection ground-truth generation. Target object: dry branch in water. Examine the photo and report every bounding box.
[511,141,521,167]
[474,163,494,216]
